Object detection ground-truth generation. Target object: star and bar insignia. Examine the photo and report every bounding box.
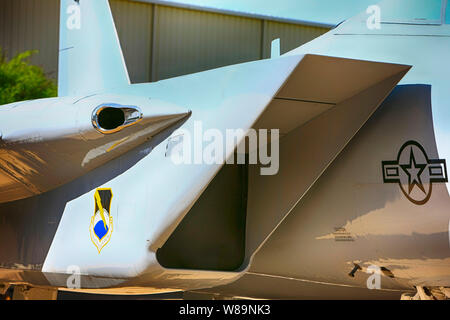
[382,140,447,205]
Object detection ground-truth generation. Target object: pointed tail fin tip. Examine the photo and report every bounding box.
[58,0,130,97]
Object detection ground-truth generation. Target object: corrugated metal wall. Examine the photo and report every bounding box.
[153,5,262,81]
[0,0,329,84]
[0,0,59,78]
[262,21,329,59]
[110,0,153,83]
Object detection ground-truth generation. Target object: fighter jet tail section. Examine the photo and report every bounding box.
[58,0,130,97]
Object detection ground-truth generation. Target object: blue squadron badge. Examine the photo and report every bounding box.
[89,188,113,253]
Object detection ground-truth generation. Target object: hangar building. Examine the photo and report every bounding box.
[0,0,331,83]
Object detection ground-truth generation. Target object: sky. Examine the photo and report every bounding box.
[162,0,378,26]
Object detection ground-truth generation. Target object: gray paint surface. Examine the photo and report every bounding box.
[249,85,450,289]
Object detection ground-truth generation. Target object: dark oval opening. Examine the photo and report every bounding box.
[97,107,125,130]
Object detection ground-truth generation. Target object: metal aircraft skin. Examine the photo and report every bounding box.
[0,0,449,299]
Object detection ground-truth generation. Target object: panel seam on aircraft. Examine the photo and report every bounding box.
[273,97,337,106]
[245,272,410,292]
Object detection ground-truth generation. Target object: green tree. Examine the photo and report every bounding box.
[0,49,57,105]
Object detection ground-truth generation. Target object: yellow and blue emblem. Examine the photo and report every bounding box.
[89,188,113,253]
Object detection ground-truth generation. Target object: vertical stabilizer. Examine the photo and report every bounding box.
[58,0,130,96]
